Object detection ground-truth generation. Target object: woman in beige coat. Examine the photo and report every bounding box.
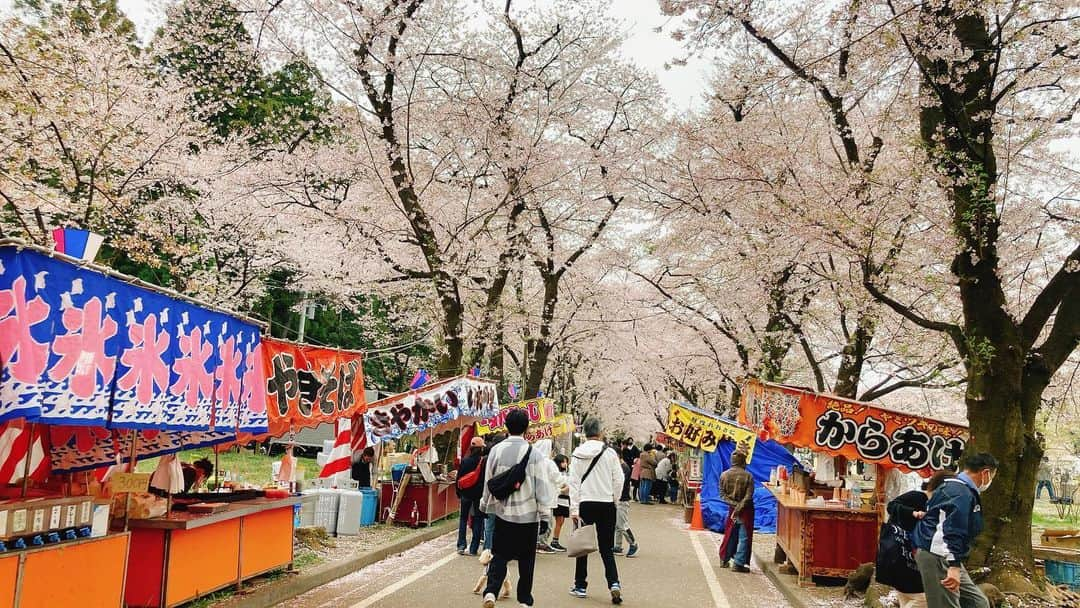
[637,445,658,504]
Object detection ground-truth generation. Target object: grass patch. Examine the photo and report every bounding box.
[185,590,234,608]
[292,550,324,570]
[135,447,318,487]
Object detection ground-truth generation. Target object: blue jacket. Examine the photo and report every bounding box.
[912,474,984,567]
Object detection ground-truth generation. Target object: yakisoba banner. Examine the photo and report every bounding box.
[262,338,366,436]
[665,402,757,462]
[475,398,556,435]
[738,379,968,476]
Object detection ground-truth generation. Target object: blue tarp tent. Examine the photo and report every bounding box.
[700,432,799,534]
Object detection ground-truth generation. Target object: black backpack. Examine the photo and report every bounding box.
[487,446,532,501]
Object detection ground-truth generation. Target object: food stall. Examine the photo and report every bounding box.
[738,379,969,586]
[663,401,760,518]
[0,240,368,607]
[475,398,573,451]
[356,375,498,527]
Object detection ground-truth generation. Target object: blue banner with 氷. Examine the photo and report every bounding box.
[0,245,265,438]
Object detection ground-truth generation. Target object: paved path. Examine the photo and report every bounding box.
[281,503,793,608]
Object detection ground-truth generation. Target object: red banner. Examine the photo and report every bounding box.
[262,339,366,435]
[739,379,968,477]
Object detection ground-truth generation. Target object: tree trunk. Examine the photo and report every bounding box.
[833,314,873,399]
[524,276,558,398]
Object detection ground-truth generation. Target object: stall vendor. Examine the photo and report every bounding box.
[182,458,214,493]
[352,447,376,488]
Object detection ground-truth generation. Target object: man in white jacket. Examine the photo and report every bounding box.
[568,417,625,605]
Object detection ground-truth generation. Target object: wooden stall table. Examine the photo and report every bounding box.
[379,480,460,527]
[0,533,130,608]
[768,484,879,586]
[124,496,299,608]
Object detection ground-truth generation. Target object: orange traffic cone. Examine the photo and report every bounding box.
[690,494,704,531]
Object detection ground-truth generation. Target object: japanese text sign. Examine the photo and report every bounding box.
[521,414,574,443]
[0,246,263,433]
[739,379,968,476]
[362,376,498,446]
[261,338,366,435]
[475,398,555,436]
[665,402,757,462]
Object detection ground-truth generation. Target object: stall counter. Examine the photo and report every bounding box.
[379,480,460,527]
[124,496,299,608]
[0,533,130,608]
[767,484,879,586]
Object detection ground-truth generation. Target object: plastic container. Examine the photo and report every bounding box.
[336,490,365,536]
[360,489,379,526]
[1045,559,1080,589]
[392,463,409,482]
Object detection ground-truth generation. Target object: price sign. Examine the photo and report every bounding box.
[110,472,152,493]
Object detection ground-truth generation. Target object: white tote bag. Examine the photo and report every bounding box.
[565,522,598,558]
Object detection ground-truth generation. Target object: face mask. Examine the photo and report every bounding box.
[977,471,995,492]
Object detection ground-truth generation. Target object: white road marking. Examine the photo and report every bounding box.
[688,530,731,608]
[346,550,459,608]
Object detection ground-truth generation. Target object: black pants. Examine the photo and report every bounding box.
[653,480,669,502]
[575,502,619,590]
[484,517,539,606]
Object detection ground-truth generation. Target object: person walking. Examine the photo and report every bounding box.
[1036,457,1056,500]
[551,454,571,552]
[630,456,642,503]
[612,458,639,558]
[478,433,506,564]
[569,417,625,604]
[717,451,754,573]
[654,450,672,504]
[535,439,564,554]
[479,412,555,608]
[638,444,658,505]
[457,438,488,555]
[913,453,997,608]
[878,471,953,608]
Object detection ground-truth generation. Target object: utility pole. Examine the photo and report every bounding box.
[297,295,313,343]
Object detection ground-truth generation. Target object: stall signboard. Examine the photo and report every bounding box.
[109,472,151,493]
[49,426,239,473]
[261,338,365,436]
[666,402,757,462]
[0,245,264,432]
[475,398,555,436]
[362,376,498,446]
[739,378,968,476]
[523,414,574,443]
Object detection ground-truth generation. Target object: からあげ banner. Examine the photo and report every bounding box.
[261,338,366,436]
[362,376,498,446]
[0,245,264,433]
[665,402,757,462]
[738,378,968,476]
[475,398,556,436]
[522,414,573,443]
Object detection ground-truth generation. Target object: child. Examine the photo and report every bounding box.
[613,459,639,557]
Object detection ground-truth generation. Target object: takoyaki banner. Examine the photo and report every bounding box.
[360,376,498,446]
[738,378,969,477]
[261,338,365,436]
[0,245,263,432]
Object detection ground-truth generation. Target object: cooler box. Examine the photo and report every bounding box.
[297,492,319,528]
[313,489,341,535]
[336,490,365,536]
[360,489,379,526]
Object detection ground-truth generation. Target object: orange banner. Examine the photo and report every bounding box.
[738,379,968,476]
[262,339,366,435]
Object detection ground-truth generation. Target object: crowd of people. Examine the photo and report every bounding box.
[455,410,677,608]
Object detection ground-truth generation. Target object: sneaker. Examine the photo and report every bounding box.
[610,583,623,605]
[482,593,496,608]
[550,541,567,552]
[719,560,730,569]
[732,565,751,573]
[537,544,557,554]
[626,544,638,558]
[479,549,493,565]
[612,546,624,554]
[569,587,587,599]
[458,548,466,555]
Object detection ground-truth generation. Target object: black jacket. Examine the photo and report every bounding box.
[621,446,640,469]
[619,462,632,502]
[887,490,929,532]
[913,476,984,567]
[457,453,485,501]
[351,459,372,488]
